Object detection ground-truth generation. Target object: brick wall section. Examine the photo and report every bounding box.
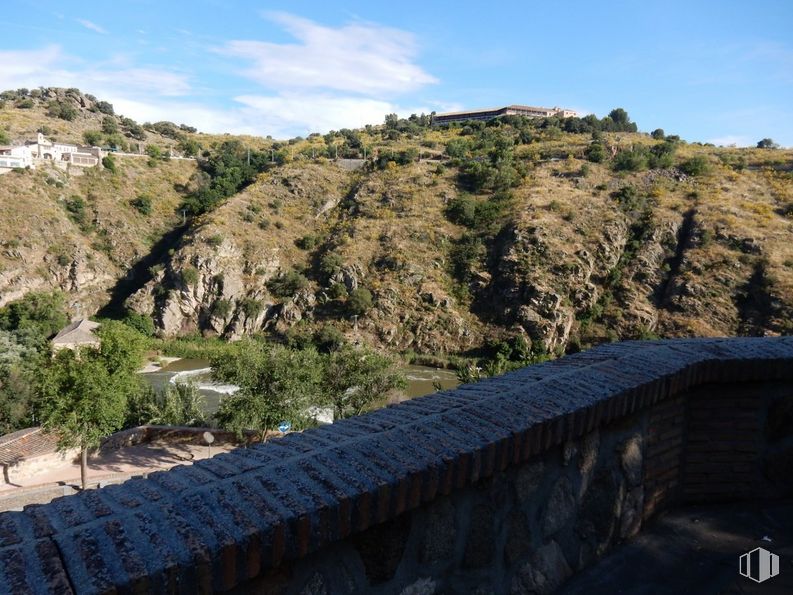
[643,396,686,519]
[681,383,771,502]
[0,337,790,593]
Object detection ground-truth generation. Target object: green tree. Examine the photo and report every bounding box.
[756,138,779,149]
[47,101,77,121]
[322,346,406,419]
[679,155,710,176]
[347,288,373,316]
[177,138,201,157]
[0,291,68,349]
[102,155,116,173]
[95,101,114,115]
[651,128,666,140]
[0,331,38,434]
[38,321,145,489]
[126,383,206,427]
[267,270,309,298]
[83,130,103,146]
[586,142,607,163]
[101,116,118,135]
[213,341,323,441]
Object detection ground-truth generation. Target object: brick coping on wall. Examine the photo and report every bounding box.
[0,337,791,593]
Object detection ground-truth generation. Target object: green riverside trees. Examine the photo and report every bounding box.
[38,321,145,489]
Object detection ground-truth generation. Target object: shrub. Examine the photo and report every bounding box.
[586,142,606,163]
[210,299,233,319]
[64,196,89,229]
[145,144,162,159]
[15,99,34,109]
[205,234,223,248]
[130,195,152,215]
[651,128,665,140]
[83,130,103,145]
[267,270,309,298]
[446,195,503,229]
[101,155,116,173]
[295,234,318,250]
[612,147,649,171]
[46,100,77,121]
[180,267,200,287]
[347,288,373,316]
[123,312,156,337]
[679,155,710,176]
[239,297,264,320]
[177,138,201,157]
[319,252,345,280]
[95,101,114,115]
[448,233,482,282]
[328,283,348,300]
[101,116,118,135]
[315,325,345,352]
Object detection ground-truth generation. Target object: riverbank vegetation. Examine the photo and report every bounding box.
[0,291,406,455]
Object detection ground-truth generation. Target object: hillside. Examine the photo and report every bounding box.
[1,89,792,360]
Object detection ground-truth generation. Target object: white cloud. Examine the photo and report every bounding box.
[76,19,107,35]
[0,13,441,138]
[218,12,437,95]
[0,46,190,98]
[706,135,754,147]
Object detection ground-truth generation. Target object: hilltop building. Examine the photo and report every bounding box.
[0,133,103,172]
[51,319,101,352]
[432,104,578,126]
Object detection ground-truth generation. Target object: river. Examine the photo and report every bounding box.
[139,358,460,418]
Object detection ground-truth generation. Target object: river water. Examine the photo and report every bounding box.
[140,358,460,417]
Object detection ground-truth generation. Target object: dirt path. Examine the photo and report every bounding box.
[0,441,236,509]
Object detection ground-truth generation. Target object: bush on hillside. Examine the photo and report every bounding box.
[267,270,309,298]
[130,194,153,215]
[679,155,711,176]
[83,130,103,145]
[102,155,116,173]
[347,288,373,316]
[46,100,77,121]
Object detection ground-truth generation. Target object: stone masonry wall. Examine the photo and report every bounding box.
[0,338,791,594]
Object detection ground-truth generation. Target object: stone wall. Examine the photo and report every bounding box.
[0,337,791,594]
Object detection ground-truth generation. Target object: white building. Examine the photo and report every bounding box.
[27,133,103,167]
[0,134,104,171]
[0,145,34,169]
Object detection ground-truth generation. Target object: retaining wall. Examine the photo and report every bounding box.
[0,337,791,594]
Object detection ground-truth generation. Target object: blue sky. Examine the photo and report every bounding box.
[2,0,792,145]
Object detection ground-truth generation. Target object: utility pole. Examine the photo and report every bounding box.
[181,209,187,226]
[335,144,338,160]
[247,148,250,166]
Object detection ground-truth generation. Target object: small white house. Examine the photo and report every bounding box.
[0,145,33,169]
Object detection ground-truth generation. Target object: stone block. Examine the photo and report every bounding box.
[542,476,575,538]
[510,540,572,595]
[419,498,455,564]
[515,461,544,503]
[463,498,496,568]
[620,435,643,487]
